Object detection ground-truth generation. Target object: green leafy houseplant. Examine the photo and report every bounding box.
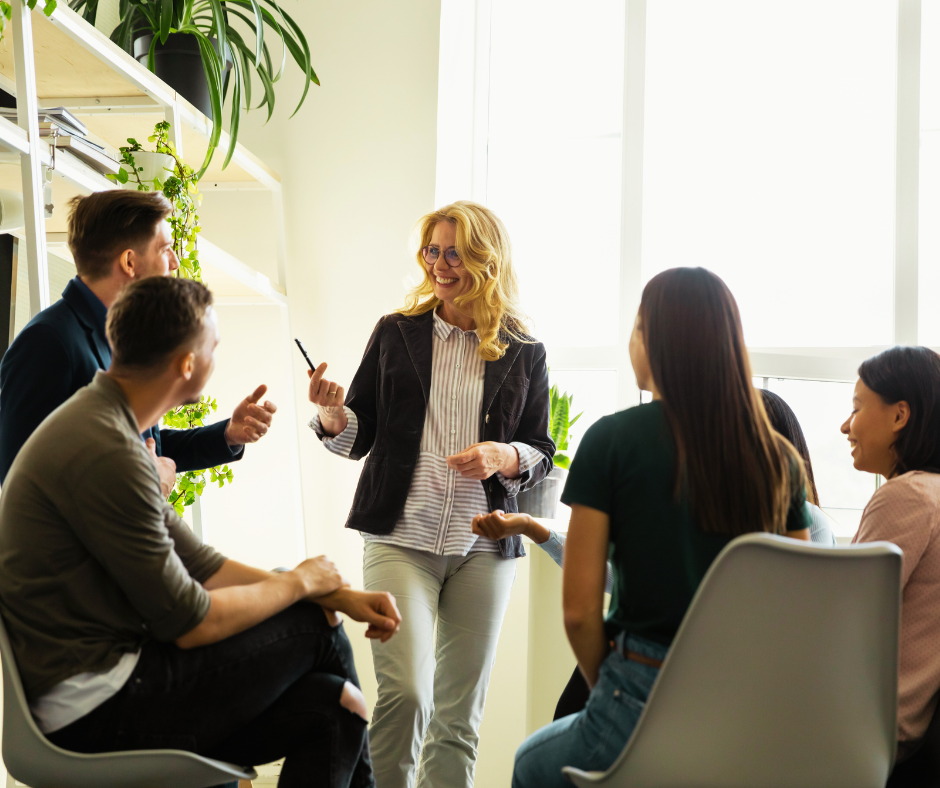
[0,0,57,43]
[164,397,234,516]
[69,0,318,176]
[109,119,234,515]
[548,384,582,470]
[107,120,203,281]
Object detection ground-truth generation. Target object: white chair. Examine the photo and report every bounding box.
[0,613,257,788]
[563,533,902,788]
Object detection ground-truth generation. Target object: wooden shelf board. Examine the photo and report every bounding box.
[0,8,152,101]
[0,7,279,188]
[0,161,282,302]
[74,112,258,184]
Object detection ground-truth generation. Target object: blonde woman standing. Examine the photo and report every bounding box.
[308,201,555,788]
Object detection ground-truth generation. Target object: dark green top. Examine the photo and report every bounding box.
[561,401,810,646]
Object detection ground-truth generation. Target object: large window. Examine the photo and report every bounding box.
[436,1,926,532]
[643,1,897,348]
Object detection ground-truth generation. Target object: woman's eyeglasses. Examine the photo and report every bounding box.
[421,245,462,268]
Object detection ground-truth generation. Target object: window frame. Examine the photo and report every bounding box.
[436,0,924,402]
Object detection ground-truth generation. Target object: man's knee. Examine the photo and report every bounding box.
[340,681,369,722]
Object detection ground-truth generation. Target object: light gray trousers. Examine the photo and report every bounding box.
[362,542,516,788]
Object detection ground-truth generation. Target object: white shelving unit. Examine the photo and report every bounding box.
[0,0,306,561]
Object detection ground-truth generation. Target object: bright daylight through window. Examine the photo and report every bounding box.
[434,0,931,538]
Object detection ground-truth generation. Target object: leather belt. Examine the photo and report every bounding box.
[625,650,663,669]
[610,634,664,669]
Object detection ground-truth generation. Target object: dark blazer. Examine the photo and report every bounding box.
[0,279,242,484]
[334,310,555,559]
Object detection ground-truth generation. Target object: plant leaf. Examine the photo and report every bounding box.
[550,392,569,449]
[256,61,275,123]
[206,0,227,72]
[262,0,317,113]
[147,29,158,71]
[159,0,172,44]
[222,44,241,169]
[554,453,570,470]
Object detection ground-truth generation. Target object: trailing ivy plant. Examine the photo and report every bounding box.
[106,119,234,515]
[107,120,202,281]
[0,0,57,44]
[164,396,234,516]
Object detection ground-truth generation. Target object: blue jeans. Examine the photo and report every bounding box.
[512,634,668,788]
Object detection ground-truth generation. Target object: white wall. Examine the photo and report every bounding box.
[228,2,563,784]
[199,300,306,569]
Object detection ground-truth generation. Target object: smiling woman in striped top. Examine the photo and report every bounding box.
[307,201,555,788]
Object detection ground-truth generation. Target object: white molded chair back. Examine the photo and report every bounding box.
[563,533,902,788]
[0,612,256,788]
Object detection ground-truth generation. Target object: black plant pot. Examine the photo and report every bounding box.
[133,33,231,119]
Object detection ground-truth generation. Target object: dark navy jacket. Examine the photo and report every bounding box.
[0,278,242,483]
[331,310,555,559]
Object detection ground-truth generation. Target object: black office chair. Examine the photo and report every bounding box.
[887,696,940,788]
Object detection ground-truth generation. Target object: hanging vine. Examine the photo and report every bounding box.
[107,119,234,516]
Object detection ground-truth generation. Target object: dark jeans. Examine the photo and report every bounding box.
[48,604,373,788]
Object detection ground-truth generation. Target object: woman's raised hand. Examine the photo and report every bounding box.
[308,362,348,436]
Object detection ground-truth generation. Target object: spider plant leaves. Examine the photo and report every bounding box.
[224,1,285,81]
[256,59,275,123]
[69,0,97,24]
[78,0,318,171]
[180,0,194,25]
[261,0,318,112]
[222,39,241,169]
[244,0,263,65]
[205,0,227,71]
[177,24,223,177]
[158,0,172,44]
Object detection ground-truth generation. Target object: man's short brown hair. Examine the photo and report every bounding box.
[67,190,173,280]
[107,277,213,371]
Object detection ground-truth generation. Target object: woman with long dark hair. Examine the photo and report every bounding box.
[842,347,940,773]
[759,389,836,545]
[511,267,811,787]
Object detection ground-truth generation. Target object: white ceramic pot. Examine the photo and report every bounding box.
[516,466,569,519]
[121,151,175,190]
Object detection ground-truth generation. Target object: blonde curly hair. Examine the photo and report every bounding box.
[399,201,531,361]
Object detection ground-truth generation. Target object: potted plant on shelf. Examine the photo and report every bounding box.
[108,120,202,280]
[516,384,582,520]
[107,119,232,515]
[68,0,318,176]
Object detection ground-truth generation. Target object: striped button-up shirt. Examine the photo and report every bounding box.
[311,309,543,556]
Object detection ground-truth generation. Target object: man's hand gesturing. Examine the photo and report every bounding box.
[145,437,177,499]
[225,384,277,446]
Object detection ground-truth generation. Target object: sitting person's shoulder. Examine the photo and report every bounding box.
[609,401,668,436]
[875,470,940,508]
[579,402,667,456]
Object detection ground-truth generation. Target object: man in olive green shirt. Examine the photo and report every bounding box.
[0,276,400,788]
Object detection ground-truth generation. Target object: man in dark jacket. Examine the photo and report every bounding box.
[0,189,276,487]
